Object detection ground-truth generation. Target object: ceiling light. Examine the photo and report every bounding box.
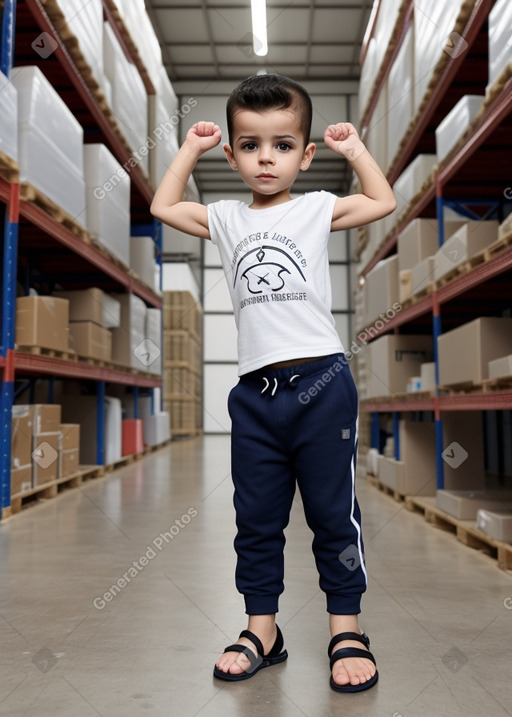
[251,0,268,57]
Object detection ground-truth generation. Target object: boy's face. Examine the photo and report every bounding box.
[224,108,315,206]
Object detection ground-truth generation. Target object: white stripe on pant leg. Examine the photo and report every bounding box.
[349,417,368,586]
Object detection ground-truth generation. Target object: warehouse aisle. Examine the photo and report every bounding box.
[1,435,511,717]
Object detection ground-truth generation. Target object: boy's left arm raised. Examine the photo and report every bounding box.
[325,122,397,232]
[150,121,222,239]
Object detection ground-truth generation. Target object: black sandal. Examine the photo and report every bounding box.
[213,625,288,681]
[328,631,379,693]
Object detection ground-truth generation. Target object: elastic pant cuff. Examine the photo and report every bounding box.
[244,595,280,615]
[326,595,362,615]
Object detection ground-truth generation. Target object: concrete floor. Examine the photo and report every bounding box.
[1,434,511,717]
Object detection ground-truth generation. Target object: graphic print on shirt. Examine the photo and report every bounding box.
[232,245,307,307]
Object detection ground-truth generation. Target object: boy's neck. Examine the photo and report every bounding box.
[249,188,296,210]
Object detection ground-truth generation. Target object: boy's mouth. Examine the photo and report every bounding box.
[256,173,277,179]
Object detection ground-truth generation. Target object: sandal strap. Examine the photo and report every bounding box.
[328,631,370,656]
[222,643,260,669]
[239,629,264,657]
[329,646,376,670]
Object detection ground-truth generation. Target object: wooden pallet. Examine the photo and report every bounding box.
[5,438,174,519]
[16,345,78,362]
[405,496,512,574]
[0,150,19,183]
[8,466,99,516]
[439,380,512,396]
[19,182,89,241]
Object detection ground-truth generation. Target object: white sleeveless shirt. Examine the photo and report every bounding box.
[207,191,344,375]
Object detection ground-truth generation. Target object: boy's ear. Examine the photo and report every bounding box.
[300,142,316,171]
[223,143,238,170]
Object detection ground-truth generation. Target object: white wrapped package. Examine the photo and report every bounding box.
[387,25,414,169]
[130,236,157,289]
[104,396,122,464]
[488,0,512,85]
[103,22,148,172]
[393,154,437,208]
[358,37,377,120]
[56,0,104,87]
[12,66,84,171]
[12,66,86,220]
[413,0,467,114]
[366,78,388,175]
[111,293,147,369]
[83,144,130,267]
[144,413,170,446]
[157,66,179,118]
[0,70,18,162]
[435,95,483,162]
[148,94,180,188]
[145,308,162,376]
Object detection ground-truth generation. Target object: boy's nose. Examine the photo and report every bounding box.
[258,147,275,164]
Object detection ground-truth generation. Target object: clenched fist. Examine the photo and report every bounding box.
[185,121,222,154]
[324,122,366,162]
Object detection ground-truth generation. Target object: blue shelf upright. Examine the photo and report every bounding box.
[0,0,18,518]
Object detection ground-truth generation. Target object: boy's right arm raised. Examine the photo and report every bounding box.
[150,121,222,239]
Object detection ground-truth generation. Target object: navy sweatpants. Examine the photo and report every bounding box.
[228,354,367,616]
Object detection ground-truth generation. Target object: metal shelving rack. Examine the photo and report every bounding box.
[0,0,165,518]
[357,0,512,489]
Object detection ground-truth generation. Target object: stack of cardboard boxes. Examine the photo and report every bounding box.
[11,404,80,497]
[163,291,203,436]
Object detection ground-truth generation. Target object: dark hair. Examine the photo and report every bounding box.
[226,74,313,146]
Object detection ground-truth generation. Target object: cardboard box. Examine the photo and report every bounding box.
[442,411,486,491]
[69,321,112,361]
[399,270,413,303]
[434,221,499,281]
[366,335,433,398]
[61,448,79,477]
[488,355,512,380]
[437,490,512,520]
[411,256,435,296]
[378,454,406,491]
[438,317,512,386]
[11,406,32,469]
[397,219,440,273]
[364,254,399,325]
[28,404,62,435]
[53,288,121,328]
[32,432,61,486]
[60,424,80,451]
[476,509,512,542]
[16,296,69,352]
[11,465,32,495]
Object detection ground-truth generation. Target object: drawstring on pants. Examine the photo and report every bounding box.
[261,374,301,396]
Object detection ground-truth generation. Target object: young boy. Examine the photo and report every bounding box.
[151,74,396,693]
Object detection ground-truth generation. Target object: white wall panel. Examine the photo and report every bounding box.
[330,264,350,311]
[203,364,239,433]
[203,268,232,312]
[328,231,348,262]
[204,314,238,362]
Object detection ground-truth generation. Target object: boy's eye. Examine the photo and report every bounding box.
[277,142,292,151]
[241,142,257,150]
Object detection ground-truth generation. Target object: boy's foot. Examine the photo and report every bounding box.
[330,635,377,688]
[215,617,277,676]
[329,615,377,690]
